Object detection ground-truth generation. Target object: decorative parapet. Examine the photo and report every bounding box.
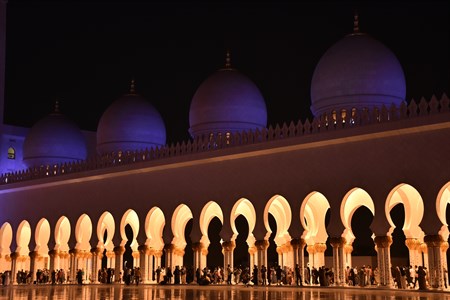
[0,94,448,185]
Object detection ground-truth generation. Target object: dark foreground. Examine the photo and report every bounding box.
[0,284,449,300]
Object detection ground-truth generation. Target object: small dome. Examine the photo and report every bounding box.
[189,56,267,138]
[310,32,406,117]
[97,83,166,155]
[23,104,87,168]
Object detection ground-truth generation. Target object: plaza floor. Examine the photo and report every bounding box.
[0,284,449,300]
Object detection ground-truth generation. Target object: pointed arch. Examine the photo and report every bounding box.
[97,211,115,251]
[300,191,330,245]
[171,204,193,249]
[54,216,71,252]
[341,188,375,244]
[386,183,424,238]
[145,207,165,250]
[230,198,256,246]
[436,182,450,240]
[16,220,31,255]
[35,218,51,255]
[120,209,140,251]
[0,222,13,255]
[75,214,92,251]
[199,201,224,246]
[264,195,292,246]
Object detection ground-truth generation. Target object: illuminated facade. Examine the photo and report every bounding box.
[0,3,449,290]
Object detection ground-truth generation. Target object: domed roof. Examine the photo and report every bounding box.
[23,102,87,168]
[189,53,267,138]
[310,18,406,117]
[97,81,166,155]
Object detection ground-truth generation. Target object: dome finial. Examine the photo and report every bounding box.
[225,49,232,69]
[353,11,360,33]
[130,78,136,94]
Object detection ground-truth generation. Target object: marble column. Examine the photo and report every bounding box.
[68,249,79,284]
[424,234,445,289]
[314,243,326,267]
[374,236,392,287]
[405,238,422,268]
[222,241,235,282]
[330,237,346,285]
[255,240,269,284]
[306,244,315,268]
[441,241,449,289]
[29,251,38,284]
[48,250,58,274]
[138,245,150,283]
[113,246,125,283]
[290,238,306,285]
[132,251,140,268]
[90,247,103,284]
[9,252,18,285]
[344,243,353,268]
[248,246,257,273]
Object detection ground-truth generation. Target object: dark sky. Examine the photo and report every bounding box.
[4,1,449,144]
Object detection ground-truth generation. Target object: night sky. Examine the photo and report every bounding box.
[3,1,449,145]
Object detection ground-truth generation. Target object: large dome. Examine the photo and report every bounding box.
[189,60,267,138]
[310,32,406,117]
[97,84,166,155]
[23,105,87,168]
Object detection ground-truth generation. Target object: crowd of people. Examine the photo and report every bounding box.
[0,262,446,290]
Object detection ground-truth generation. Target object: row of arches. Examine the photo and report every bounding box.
[0,182,449,288]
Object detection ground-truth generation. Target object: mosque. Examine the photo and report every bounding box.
[0,2,449,290]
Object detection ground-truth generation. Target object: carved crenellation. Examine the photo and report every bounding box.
[0,94,449,185]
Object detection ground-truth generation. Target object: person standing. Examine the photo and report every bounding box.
[227,265,233,285]
[295,264,302,286]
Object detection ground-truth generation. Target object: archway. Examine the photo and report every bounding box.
[144,207,165,282]
[97,211,115,281]
[75,214,93,282]
[199,201,224,270]
[34,218,51,272]
[120,209,140,270]
[0,223,12,272]
[386,184,424,269]
[436,182,450,287]
[341,188,375,268]
[264,195,292,268]
[16,220,31,278]
[231,198,256,268]
[54,216,71,272]
[300,191,330,269]
[171,204,193,268]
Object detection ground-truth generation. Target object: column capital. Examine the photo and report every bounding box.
[290,238,306,248]
[138,244,150,254]
[90,247,103,256]
[29,250,38,259]
[424,234,444,247]
[10,252,19,260]
[255,239,269,250]
[405,238,421,250]
[306,245,315,254]
[69,248,79,255]
[248,246,257,255]
[222,241,236,251]
[113,246,125,255]
[314,243,327,253]
[329,237,346,247]
[441,241,449,252]
[153,249,163,258]
[48,249,59,257]
[191,242,205,252]
[374,236,392,248]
